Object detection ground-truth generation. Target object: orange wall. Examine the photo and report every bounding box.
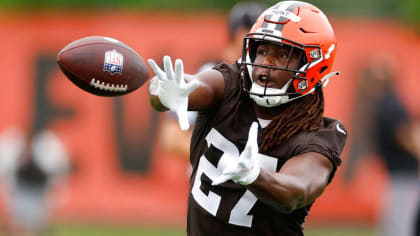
[0,11,419,226]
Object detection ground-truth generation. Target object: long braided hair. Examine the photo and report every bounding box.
[259,89,324,152]
[235,69,325,152]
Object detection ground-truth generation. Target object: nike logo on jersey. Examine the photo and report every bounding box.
[336,123,346,135]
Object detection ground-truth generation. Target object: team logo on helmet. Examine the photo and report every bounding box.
[104,50,124,75]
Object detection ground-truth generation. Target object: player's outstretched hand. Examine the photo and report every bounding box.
[148,56,199,130]
[212,122,261,186]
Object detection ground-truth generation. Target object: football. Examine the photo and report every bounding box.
[57,36,149,96]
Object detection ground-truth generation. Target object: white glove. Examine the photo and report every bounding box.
[148,56,199,130]
[212,122,261,186]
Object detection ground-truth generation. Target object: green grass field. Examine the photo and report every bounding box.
[51,224,374,236]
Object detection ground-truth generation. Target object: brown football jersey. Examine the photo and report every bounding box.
[187,62,347,236]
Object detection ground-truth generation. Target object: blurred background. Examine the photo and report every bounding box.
[0,0,419,235]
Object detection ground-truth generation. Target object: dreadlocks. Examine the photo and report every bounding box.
[234,83,325,152]
[234,64,325,152]
[259,89,324,152]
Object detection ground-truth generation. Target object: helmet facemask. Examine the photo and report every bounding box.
[239,0,340,107]
[241,32,322,107]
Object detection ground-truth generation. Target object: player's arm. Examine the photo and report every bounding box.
[148,69,225,111]
[212,122,335,213]
[248,152,333,213]
[186,70,225,110]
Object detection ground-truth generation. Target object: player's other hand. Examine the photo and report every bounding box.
[148,56,199,130]
[212,122,261,186]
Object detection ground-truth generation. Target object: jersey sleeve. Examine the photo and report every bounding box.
[293,117,347,183]
[213,62,241,102]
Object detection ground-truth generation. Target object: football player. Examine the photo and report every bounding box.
[148,1,347,235]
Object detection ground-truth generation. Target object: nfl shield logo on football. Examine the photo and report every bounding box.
[104,50,124,75]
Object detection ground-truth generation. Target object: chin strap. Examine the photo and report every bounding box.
[248,71,340,107]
